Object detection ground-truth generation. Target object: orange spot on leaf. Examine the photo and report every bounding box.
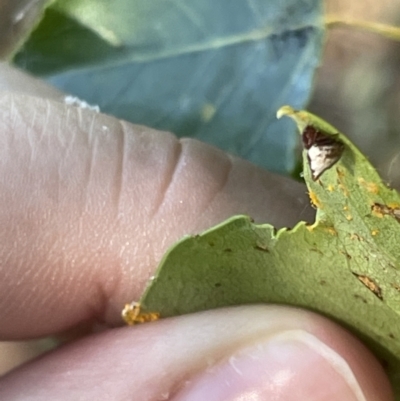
[358,178,379,194]
[122,302,160,325]
[309,190,322,209]
[326,227,337,236]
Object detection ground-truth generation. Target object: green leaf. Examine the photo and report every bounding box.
[138,107,400,395]
[14,0,325,173]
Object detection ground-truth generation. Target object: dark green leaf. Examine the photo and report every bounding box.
[14,0,325,172]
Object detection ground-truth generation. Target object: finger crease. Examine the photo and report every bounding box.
[150,139,183,220]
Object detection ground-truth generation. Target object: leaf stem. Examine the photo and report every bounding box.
[326,15,400,42]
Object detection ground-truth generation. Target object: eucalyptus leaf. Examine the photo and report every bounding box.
[137,107,400,395]
[14,0,325,173]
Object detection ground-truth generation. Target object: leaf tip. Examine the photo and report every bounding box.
[276,105,296,120]
[276,105,309,132]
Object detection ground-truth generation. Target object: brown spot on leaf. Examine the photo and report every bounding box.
[372,203,400,223]
[353,294,368,304]
[371,204,385,218]
[353,273,383,300]
[310,248,323,255]
[392,210,400,221]
[350,233,364,241]
[339,250,352,260]
[254,242,269,252]
[336,167,345,178]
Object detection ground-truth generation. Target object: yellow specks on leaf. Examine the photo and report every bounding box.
[309,190,322,209]
[343,205,348,211]
[358,178,379,194]
[369,184,380,194]
[338,184,349,197]
[371,229,379,236]
[336,168,350,196]
[346,215,353,221]
[122,302,160,325]
[327,184,334,192]
[325,227,337,236]
[201,103,216,122]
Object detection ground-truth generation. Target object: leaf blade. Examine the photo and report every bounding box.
[138,107,400,395]
[14,0,325,172]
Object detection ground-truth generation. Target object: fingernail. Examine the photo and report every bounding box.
[173,330,366,401]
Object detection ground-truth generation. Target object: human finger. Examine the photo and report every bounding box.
[0,306,393,401]
[0,93,313,339]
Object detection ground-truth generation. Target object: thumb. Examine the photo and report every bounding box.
[0,306,393,400]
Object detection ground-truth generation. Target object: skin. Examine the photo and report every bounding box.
[0,64,395,400]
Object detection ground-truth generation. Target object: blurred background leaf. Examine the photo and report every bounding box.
[310,0,400,189]
[4,1,400,185]
[13,0,325,173]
